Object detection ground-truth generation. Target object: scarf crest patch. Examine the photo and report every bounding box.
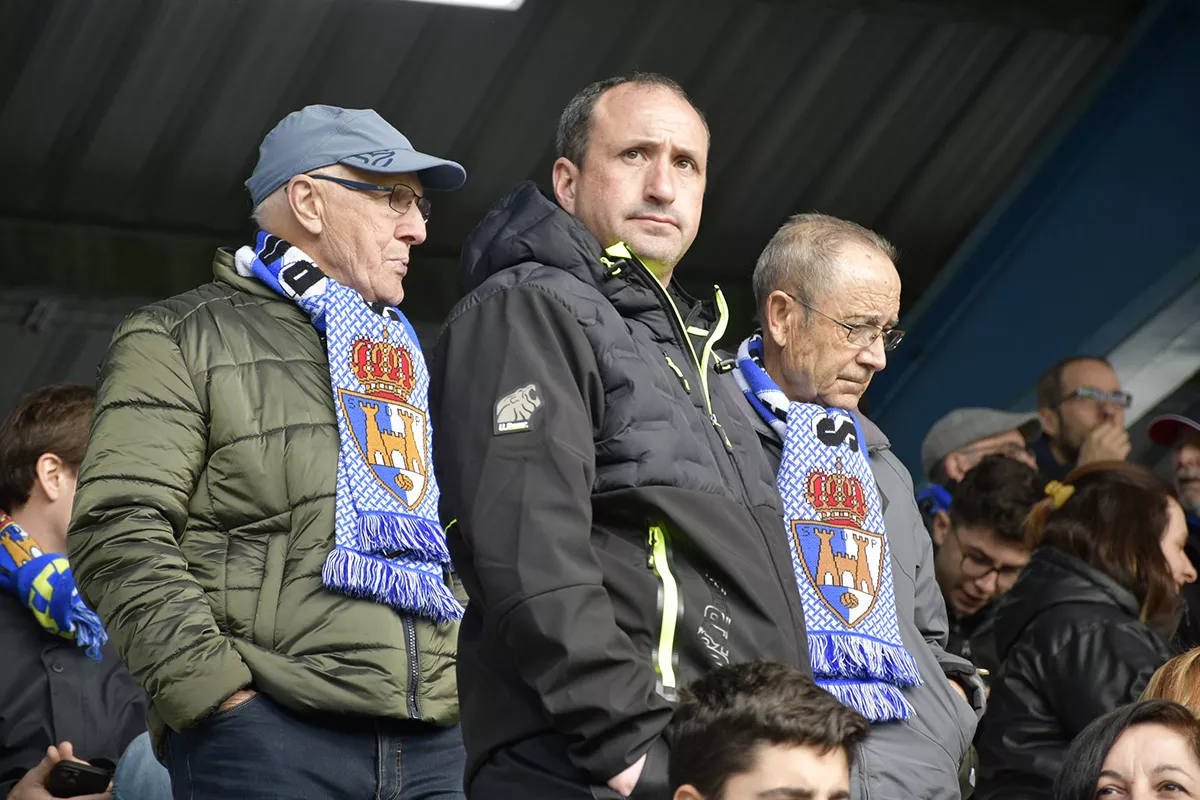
[733,334,922,721]
[236,232,462,624]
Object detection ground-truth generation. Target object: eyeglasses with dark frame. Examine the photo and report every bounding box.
[1057,387,1133,410]
[948,525,1023,585]
[309,174,431,222]
[787,293,905,352]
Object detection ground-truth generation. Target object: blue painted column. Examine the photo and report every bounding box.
[868,0,1200,475]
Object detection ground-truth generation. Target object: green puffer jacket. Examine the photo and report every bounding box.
[68,248,461,747]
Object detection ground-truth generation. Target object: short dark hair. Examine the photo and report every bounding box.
[752,213,898,321]
[670,661,869,799]
[1054,699,1200,800]
[950,455,1044,545]
[555,72,708,168]
[1035,355,1112,410]
[0,385,96,512]
[1025,460,1180,623]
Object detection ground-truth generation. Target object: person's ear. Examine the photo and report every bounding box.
[765,290,796,348]
[33,453,67,503]
[286,175,324,236]
[1038,407,1059,439]
[552,157,580,215]
[932,510,951,548]
[673,785,707,800]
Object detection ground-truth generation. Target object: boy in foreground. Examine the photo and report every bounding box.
[671,662,869,800]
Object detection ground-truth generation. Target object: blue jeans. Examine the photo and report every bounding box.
[113,733,172,800]
[164,693,465,800]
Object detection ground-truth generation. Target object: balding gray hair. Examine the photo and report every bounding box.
[752,213,897,319]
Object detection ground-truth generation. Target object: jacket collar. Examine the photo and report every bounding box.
[212,246,315,330]
[214,246,282,301]
[993,546,1145,653]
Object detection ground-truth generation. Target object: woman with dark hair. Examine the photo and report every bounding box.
[976,461,1197,798]
[1054,700,1200,800]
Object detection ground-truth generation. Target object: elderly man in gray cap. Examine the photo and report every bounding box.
[68,105,468,799]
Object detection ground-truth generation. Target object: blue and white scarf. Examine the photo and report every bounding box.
[236,232,462,624]
[0,513,107,659]
[733,334,921,721]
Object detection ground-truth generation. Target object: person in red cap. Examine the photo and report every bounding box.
[1149,413,1200,649]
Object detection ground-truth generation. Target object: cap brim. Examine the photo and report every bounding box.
[338,150,467,191]
[1149,414,1200,446]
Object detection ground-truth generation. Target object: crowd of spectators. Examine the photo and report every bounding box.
[2,72,1199,800]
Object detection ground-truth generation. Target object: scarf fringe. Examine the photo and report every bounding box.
[70,605,108,661]
[358,513,450,563]
[809,632,923,688]
[820,679,915,723]
[322,547,463,625]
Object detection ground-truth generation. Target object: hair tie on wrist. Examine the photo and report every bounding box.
[1045,480,1075,510]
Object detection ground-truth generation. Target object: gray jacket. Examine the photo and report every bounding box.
[718,371,983,800]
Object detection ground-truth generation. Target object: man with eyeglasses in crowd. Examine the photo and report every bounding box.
[1031,356,1132,483]
[722,213,984,800]
[926,454,1043,676]
[68,106,470,798]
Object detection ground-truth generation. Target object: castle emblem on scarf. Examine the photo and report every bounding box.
[337,331,429,510]
[792,459,886,627]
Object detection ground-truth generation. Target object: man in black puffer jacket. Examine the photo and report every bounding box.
[430,74,810,800]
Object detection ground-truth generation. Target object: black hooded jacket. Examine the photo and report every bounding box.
[430,182,810,795]
[975,547,1171,798]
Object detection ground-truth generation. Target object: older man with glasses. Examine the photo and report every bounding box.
[722,212,985,800]
[1032,356,1132,483]
[1149,413,1200,650]
[68,105,470,799]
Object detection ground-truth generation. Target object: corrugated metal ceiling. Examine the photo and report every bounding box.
[0,0,1129,311]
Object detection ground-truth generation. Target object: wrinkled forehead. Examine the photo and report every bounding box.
[1176,428,1200,453]
[592,84,710,152]
[823,244,901,318]
[1061,359,1120,392]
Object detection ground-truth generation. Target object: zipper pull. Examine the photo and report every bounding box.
[711,414,734,452]
[664,354,691,393]
[600,255,625,279]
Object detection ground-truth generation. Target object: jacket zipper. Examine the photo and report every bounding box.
[663,354,691,393]
[604,243,733,452]
[647,523,681,701]
[402,615,421,719]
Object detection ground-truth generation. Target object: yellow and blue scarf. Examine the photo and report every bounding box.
[237,232,462,624]
[733,334,921,721]
[0,513,107,659]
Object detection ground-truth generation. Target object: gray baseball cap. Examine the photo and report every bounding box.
[921,407,1043,479]
[245,105,467,206]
